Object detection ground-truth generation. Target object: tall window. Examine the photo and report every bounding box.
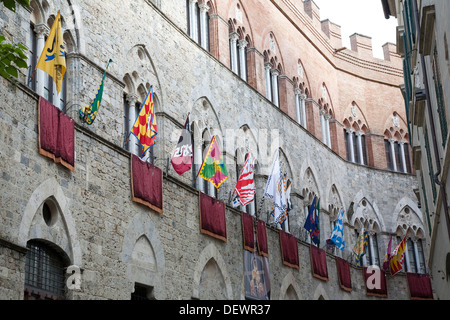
[344,129,367,165]
[24,240,67,300]
[264,63,279,107]
[187,0,210,51]
[384,138,412,173]
[402,237,427,274]
[294,90,307,128]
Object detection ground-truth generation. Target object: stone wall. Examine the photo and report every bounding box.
[0,0,426,300]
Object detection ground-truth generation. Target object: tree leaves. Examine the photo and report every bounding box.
[0,0,30,79]
[0,0,29,12]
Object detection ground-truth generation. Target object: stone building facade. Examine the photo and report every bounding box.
[0,0,431,300]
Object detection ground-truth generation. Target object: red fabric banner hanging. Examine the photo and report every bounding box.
[131,154,163,213]
[280,230,299,269]
[363,266,388,298]
[336,257,352,292]
[38,96,75,171]
[406,273,433,300]
[310,244,328,281]
[241,212,255,252]
[199,192,227,242]
[257,220,268,257]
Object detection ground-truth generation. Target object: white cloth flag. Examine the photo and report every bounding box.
[264,150,287,225]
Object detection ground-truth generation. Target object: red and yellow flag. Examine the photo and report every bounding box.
[131,86,157,158]
[389,236,407,276]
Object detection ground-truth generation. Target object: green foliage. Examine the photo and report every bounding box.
[0,35,28,79]
[0,0,30,79]
[0,0,29,12]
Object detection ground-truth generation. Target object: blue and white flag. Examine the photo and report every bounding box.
[330,207,345,250]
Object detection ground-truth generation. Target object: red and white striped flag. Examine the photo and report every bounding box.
[235,152,256,206]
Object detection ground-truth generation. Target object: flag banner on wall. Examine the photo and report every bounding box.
[170,113,193,175]
[304,196,320,246]
[389,236,407,276]
[382,234,393,272]
[199,192,227,242]
[244,245,271,300]
[130,86,157,158]
[36,11,66,94]
[131,154,163,214]
[198,136,228,189]
[406,273,434,300]
[234,152,256,206]
[279,230,299,269]
[336,257,352,292]
[79,59,113,125]
[264,150,287,226]
[353,228,369,266]
[330,207,345,251]
[310,244,328,281]
[256,220,269,258]
[241,211,256,252]
[38,96,75,172]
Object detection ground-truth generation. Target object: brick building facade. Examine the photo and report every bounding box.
[0,0,433,300]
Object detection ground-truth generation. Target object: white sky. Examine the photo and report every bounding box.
[311,0,399,59]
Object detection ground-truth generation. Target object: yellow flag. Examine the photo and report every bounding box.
[36,11,66,94]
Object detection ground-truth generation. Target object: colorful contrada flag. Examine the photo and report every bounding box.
[330,207,345,251]
[130,86,157,158]
[198,136,228,189]
[353,228,369,266]
[170,113,193,175]
[234,152,256,206]
[264,150,287,226]
[79,59,113,125]
[389,236,407,276]
[304,196,320,246]
[36,11,66,94]
[382,234,393,272]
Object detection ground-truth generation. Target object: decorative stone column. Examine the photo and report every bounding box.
[271,69,279,107]
[294,88,301,124]
[238,39,248,81]
[199,3,210,50]
[189,0,198,43]
[389,138,398,171]
[300,94,307,128]
[325,113,331,148]
[127,94,139,156]
[347,128,355,163]
[399,139,408,173]
[356,130,365,165]
[34,24,49,98]
[264,62,272,101]
[229,32,239,74]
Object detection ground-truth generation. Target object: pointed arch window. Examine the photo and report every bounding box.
[344,128,368,165]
